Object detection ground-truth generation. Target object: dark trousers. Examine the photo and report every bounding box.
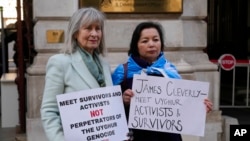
[132,129,182,141]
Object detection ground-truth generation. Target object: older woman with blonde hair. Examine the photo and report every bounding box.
[41,7,113,141]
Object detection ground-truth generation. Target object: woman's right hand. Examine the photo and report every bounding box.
[123,89,134,105]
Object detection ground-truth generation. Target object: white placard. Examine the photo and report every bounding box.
[57,85,129,141]
[128,74,210,136]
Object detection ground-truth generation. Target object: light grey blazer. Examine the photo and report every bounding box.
[40,50,113,141]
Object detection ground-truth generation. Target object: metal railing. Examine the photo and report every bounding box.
[211,60,250,108]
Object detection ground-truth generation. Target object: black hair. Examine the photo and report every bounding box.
[128,21,165,56]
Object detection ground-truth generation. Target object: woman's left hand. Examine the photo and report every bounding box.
[204,98,213,113]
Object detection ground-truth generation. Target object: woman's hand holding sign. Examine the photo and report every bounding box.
[123,89,134,106]
[204,98,213,113]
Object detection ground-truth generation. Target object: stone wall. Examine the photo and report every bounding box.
[27,0,222,140]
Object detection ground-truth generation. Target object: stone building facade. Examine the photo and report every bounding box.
[26,0,223,140]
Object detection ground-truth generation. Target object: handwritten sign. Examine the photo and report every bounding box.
[128,74,209,136]
[56,86,129,141]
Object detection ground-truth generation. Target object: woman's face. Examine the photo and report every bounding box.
[137,28,161,63]
[75,22,102,54]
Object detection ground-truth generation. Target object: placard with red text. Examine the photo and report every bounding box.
[56,85,129,141]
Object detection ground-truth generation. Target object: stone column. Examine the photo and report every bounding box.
[26,0,78,140]
[27,0,222,141]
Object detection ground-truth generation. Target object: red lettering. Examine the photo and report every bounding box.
[90,109,103,117]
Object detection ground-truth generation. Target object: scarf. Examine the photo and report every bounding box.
[78,47,106,87]
[112,52,181,85]
[126,53,181,78]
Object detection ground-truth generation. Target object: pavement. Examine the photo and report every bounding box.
[0,127,26,141]
[0,115,26,141]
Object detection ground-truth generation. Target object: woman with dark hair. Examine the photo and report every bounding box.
[112,21,213,141]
